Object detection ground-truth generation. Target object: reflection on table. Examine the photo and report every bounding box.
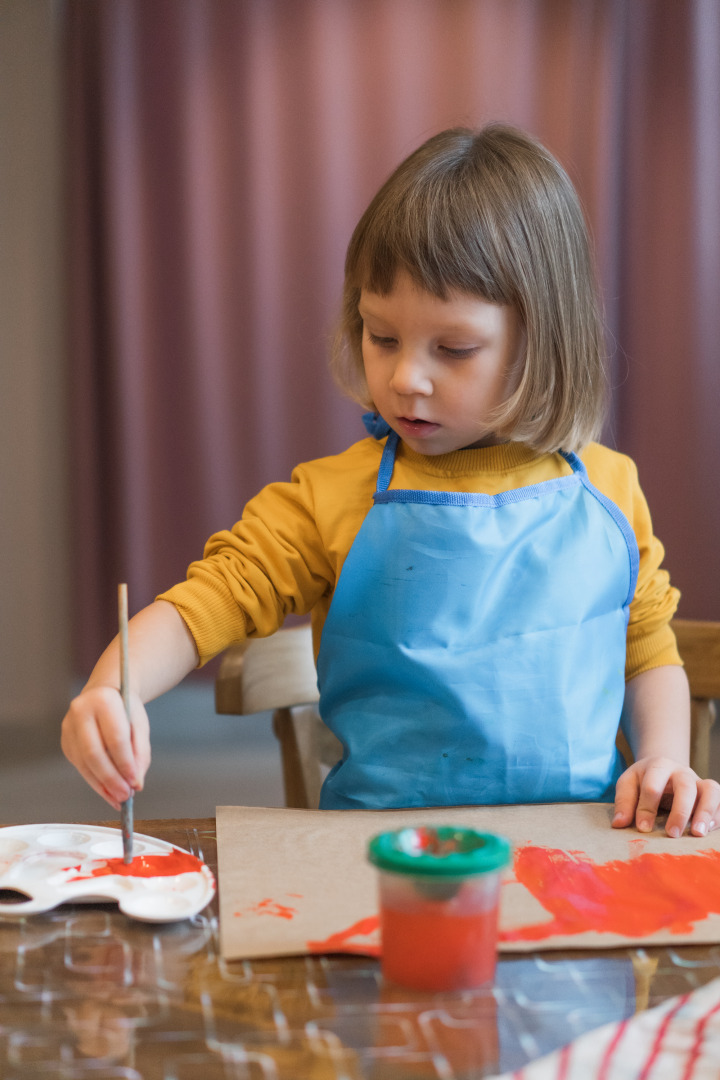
[1,817,719,1079]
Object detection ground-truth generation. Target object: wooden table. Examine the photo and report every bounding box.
[1,817,719,1079]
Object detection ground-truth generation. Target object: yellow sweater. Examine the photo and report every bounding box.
[158,437,681,678]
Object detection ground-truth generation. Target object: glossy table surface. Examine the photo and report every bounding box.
[1,817,719,1079]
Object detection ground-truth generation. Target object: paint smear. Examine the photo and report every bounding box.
[501,845,720,942]
[307,915,381,955]
[68,848,204,881]
[234,897,299,920]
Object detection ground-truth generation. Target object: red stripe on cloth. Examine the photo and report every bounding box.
[556,1044,571,1080]
[637,995,690,1080]
[681,999,720,1080]
[597,1018,630,1080]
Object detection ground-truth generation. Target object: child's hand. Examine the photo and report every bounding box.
[61,686,151,811]
[612,757,720,838]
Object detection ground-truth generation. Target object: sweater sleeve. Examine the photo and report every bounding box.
[623,463,682,680]
[582,443,681,680]
[157,465,334,665]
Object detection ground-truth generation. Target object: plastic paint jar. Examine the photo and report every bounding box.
[367,826,511,992]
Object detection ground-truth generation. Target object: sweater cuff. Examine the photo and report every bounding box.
[157,579,248,667]
[626,623,682,682]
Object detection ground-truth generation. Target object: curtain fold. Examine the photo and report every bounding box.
[615,0,720,632]
[66,0,720,674]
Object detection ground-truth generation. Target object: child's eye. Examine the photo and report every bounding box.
[367,331,397,349]
[438,345,478,359]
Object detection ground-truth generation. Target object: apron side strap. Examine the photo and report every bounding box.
[560,450,640,607]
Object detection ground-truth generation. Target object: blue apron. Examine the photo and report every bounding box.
[316,424,639,810]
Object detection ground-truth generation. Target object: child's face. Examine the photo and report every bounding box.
[359,271,524,455]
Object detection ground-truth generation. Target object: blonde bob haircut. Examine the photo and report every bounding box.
[331,124,607,454]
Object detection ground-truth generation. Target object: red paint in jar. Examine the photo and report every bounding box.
[380,899,499,991]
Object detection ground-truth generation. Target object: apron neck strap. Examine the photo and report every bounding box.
[559,449,586,475]
[377,431,399,493]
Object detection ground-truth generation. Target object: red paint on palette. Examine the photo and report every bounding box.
[501,845,720,942]
[307,915,381,956]
[68,848,204,881]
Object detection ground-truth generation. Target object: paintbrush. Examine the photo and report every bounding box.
[118,583,134,864]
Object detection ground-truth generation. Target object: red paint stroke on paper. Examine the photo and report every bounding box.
[307,915,381,956]
[68,848,205,881]
[234,897,299,920]
[501,845,720,942]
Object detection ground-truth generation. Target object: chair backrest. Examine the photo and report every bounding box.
[672,620,720,700]
[216,619,720,809]
[215,624,319,715]
[215,625,332,808]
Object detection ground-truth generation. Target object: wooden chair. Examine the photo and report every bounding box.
[215,619,720,809]
[672,620,720,783]
[215,624,331,809]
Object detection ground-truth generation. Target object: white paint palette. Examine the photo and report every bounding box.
[0,824,215,922]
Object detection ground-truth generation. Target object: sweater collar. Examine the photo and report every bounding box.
[397,440,547,476]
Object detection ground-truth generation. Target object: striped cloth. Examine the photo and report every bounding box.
[494,977,720,1080]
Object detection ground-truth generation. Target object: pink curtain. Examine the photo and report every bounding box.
[66,0,720,674]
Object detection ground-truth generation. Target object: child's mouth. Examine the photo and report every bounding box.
[396,417,440,438]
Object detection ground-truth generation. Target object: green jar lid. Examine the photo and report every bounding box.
[367,826,511,877]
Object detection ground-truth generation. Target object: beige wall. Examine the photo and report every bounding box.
[0,0,72,725]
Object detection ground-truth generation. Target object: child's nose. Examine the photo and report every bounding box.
[390,351,432,396]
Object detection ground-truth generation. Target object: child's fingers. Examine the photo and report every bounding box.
[613,759,679,835]
[61,688,146,806]
[128,704,151,791]
[689,778,720,837]
[611,767,641,829]
[95,702,141,787]
[617,762,720,839]
[61,714,131,809]
[69,755,124,812]
[662,770,704,838]
[633,760,694,834]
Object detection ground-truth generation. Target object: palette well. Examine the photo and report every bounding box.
[0,823,215,922]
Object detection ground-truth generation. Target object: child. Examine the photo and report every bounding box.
[62,124,720,837]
